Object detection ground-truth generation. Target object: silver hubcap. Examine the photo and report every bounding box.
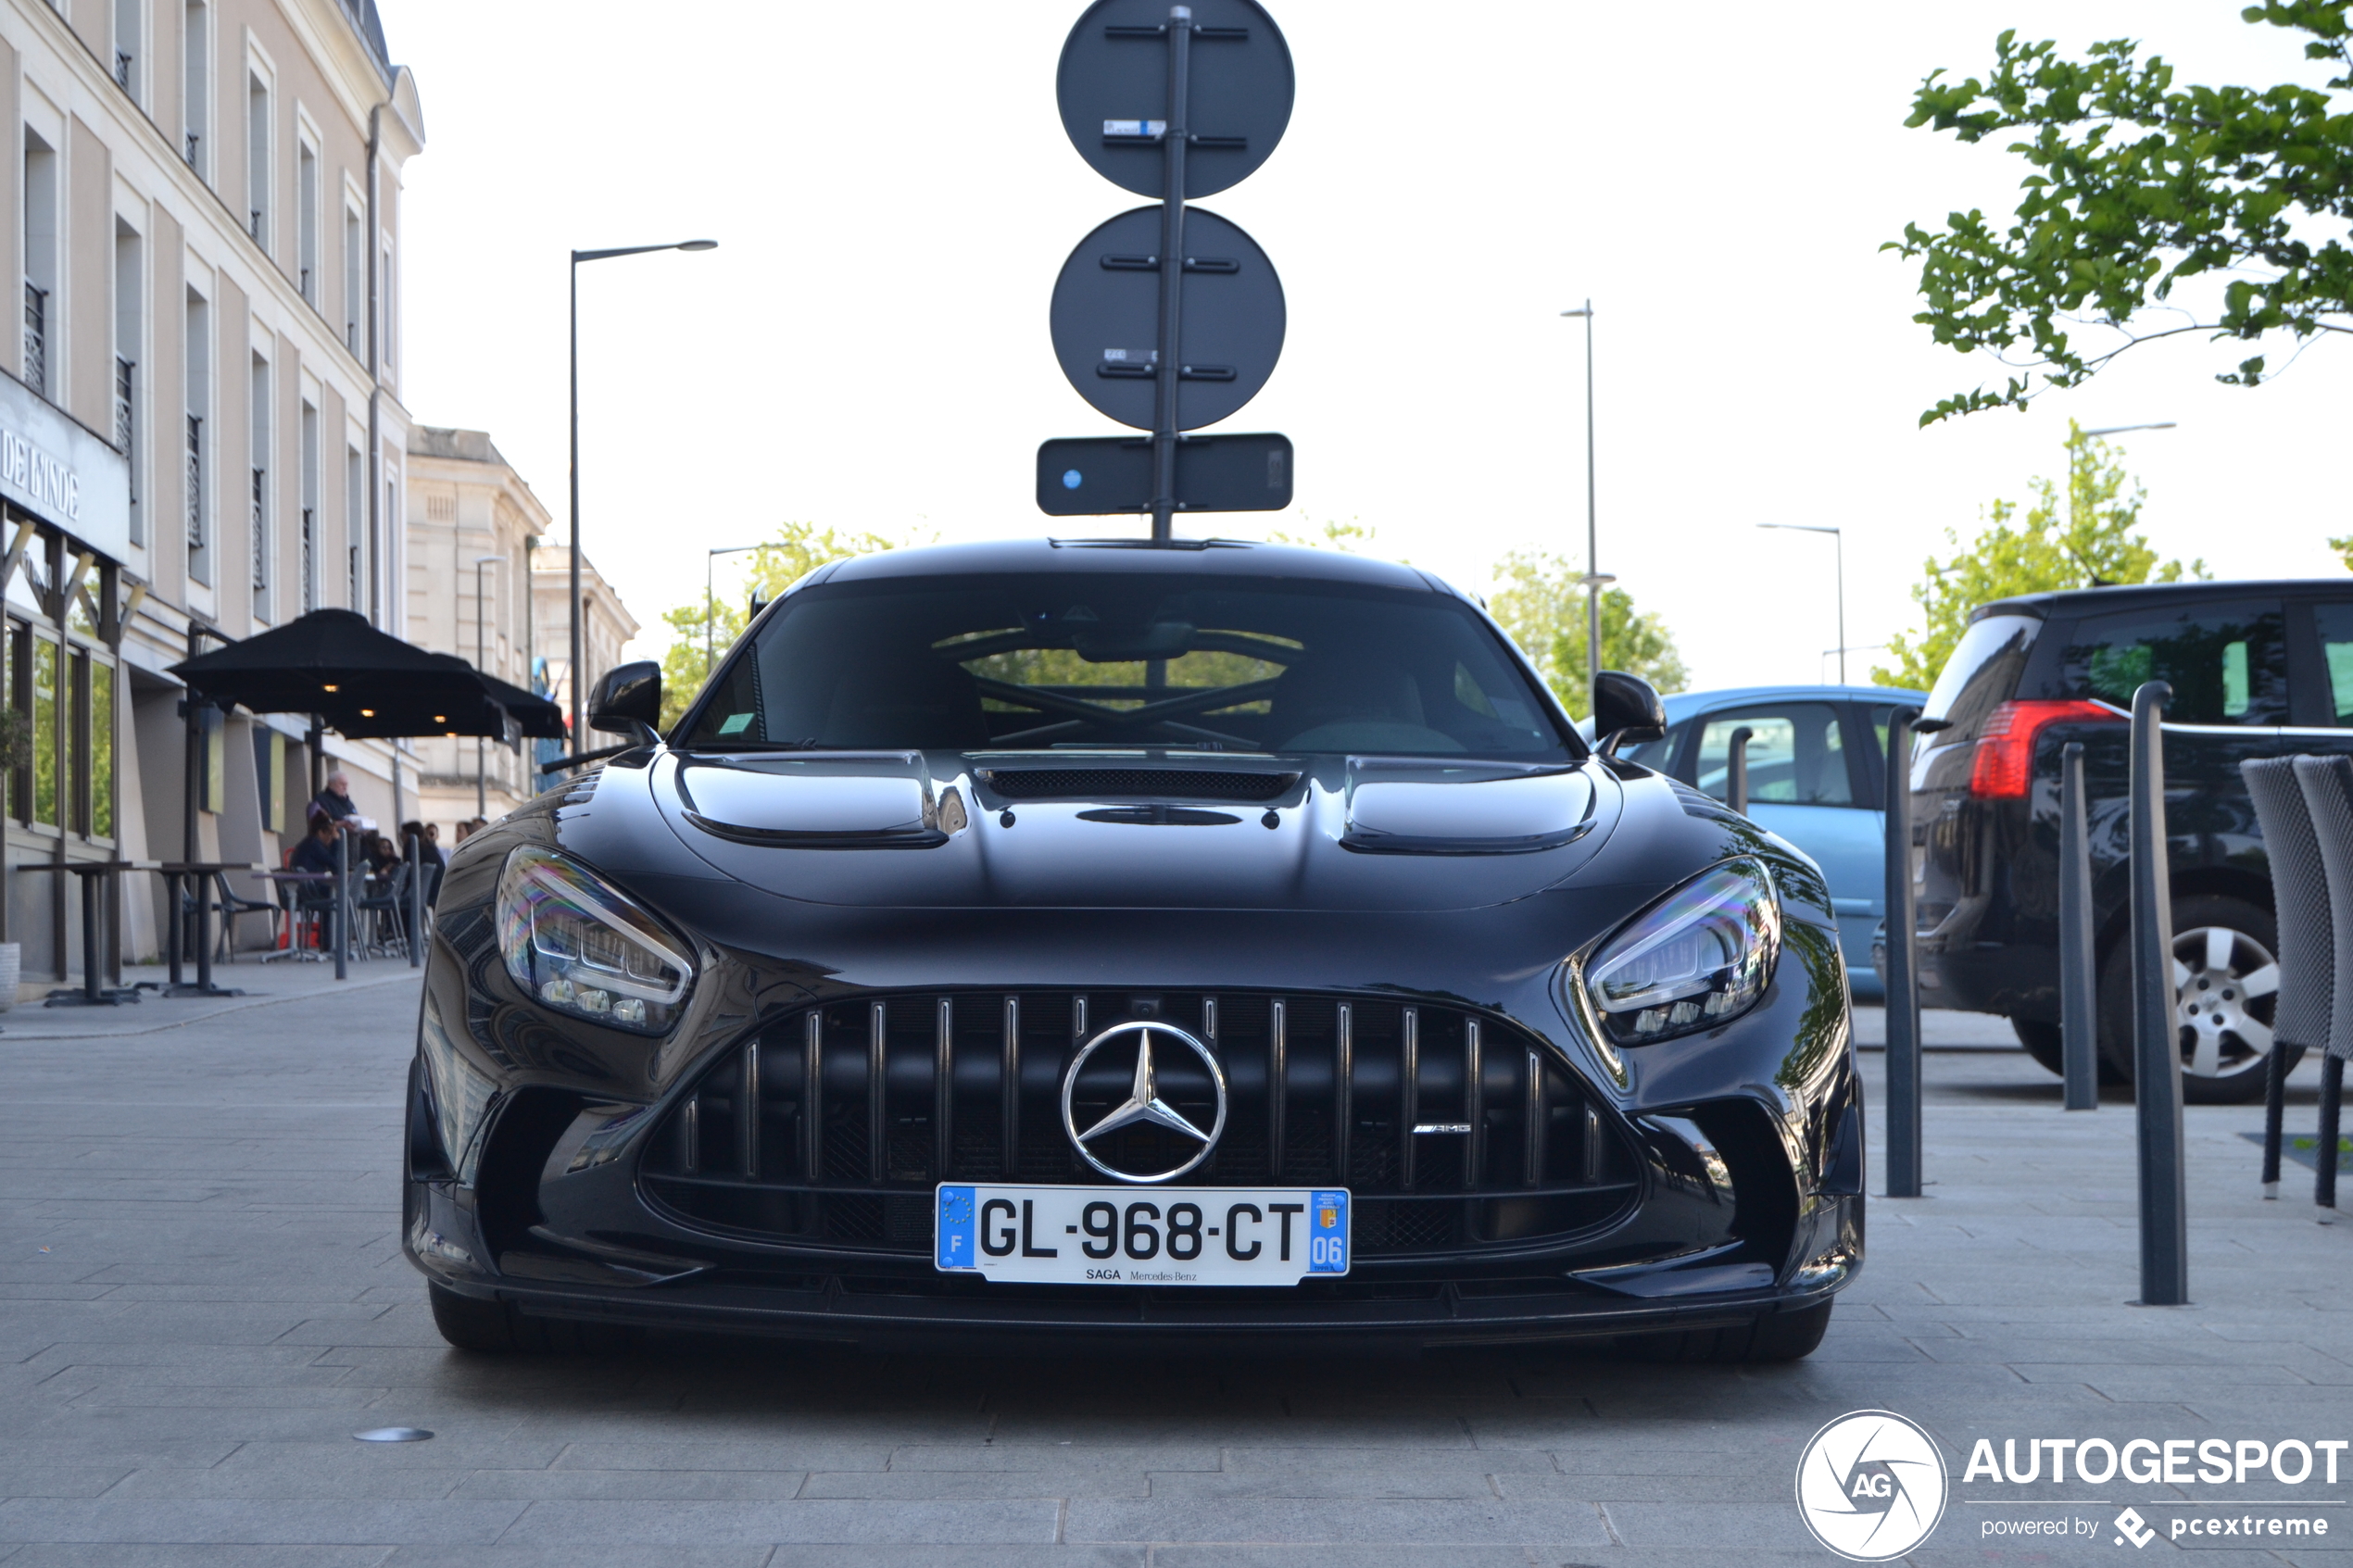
[2172,925,2281,1078]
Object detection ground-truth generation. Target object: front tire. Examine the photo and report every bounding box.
[2096,894,2301,1104]
[429,1283,518,1352]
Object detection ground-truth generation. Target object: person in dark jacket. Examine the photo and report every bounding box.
[312,770,358,822]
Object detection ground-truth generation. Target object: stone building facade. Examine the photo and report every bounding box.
[1,0,420,981]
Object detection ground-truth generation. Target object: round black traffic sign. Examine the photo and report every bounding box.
[1057,0,1294,199]
[1049,206,1286,432]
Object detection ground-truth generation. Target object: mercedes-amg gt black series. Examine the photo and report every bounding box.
[406,539,1863,1360]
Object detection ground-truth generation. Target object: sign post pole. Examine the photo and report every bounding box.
[2129,680,2188,1305]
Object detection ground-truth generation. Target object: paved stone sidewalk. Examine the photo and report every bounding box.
[0,978,2347,1566]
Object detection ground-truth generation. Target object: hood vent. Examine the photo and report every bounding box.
[978,767,1297,803]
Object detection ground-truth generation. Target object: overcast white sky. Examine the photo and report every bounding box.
[392,1,2353,695]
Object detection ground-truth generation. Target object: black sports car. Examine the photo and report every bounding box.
[407,539,1862,1360]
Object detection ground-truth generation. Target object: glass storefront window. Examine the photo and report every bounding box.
[92,659,113,840]
[32,636,57,828]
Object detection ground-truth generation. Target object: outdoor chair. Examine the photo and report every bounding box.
[210,871,285,963]
[2240,758,2334,1197]
[352,862,411,960]
[2291,755,2353,1221]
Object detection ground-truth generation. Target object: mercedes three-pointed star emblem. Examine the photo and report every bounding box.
[1060,1020,1227,1183]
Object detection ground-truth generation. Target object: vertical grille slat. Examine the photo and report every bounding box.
[802,1012,823,1181]
[640,989,1638,1259]
[742,1039,761,1179]
[1333,1003,1353,1183]
[867,1001,887,1185]
[1001,996,1021,1178]
[1464,1019,1484,1188]
[1399,1007,1419,1192]
[935,997,954,1179]
[1267,998,1287,1180]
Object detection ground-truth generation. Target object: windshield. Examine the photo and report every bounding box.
[1919,613,2039,746]
[679,571,1572,758]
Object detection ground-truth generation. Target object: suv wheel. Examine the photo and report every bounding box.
[2096,895,2303,1104]
[2012,1018,2128,1084]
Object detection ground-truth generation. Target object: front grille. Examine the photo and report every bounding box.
[639,991,1638,1259]
[977,769,1297,802]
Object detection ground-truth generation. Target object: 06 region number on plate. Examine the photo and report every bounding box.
[936,1185,1349,1286]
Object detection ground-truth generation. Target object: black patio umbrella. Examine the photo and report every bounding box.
[474,671,567,741]
[170,608,512,740]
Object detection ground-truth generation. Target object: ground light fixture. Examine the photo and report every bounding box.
[568,238,718,761]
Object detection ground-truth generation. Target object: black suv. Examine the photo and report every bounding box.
[1911,580,2353,1102]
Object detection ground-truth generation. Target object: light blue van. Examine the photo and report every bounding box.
[1613,684,1924,1002]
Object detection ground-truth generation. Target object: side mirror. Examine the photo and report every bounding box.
[587,660,662,743]
[1592,670,1667,757]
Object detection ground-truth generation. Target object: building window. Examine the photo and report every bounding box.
[299,401,319,615]
[346,445,363,610]
[115,221,144,545]
[185,290,209,583]
[296,141,319,305]
[23,129,57,398]
[245,72,271,250]
[182,0,209,177]
[113,0,141,100]
[249,357,271,615]
[342,206,362,353]
[31,634,57,829]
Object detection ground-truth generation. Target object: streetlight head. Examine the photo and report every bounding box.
[677,240,719,252]
[1560,308,1592,318]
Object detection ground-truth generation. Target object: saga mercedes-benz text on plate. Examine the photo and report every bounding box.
[405,539,1863,1360]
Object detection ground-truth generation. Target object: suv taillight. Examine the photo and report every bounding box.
[1969,700,2119,797]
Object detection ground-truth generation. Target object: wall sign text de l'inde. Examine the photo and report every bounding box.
[0,429,81,521]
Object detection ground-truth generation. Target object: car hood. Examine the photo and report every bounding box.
[637,750,1624,913]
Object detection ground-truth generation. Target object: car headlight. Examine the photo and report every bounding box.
[1581,859,1780,1045]
[497,847,694,1034]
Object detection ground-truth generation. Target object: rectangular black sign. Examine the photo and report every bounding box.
[1038,433,1292,517]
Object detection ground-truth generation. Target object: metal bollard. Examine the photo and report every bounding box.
[1726,726,1753,817]
[333,828,349,983]
[2128,681,2187,1304]
[1883,707,1922,1198]
[2319,1057,2344,1220]
[406,833,424,969]
[2059,741,2098,1110]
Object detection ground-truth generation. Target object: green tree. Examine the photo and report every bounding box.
[1488,550,1688,719]
[659,521,904,727]
[1873,422,2206,689]
[1889,3,2353,422]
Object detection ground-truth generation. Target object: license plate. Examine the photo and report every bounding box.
[935,1185,1350,1285]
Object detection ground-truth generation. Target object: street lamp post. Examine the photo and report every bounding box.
[1757,523,1846,684]
[1560,304,1601,708]
[569,238,717,763]
[473,554,500,820]
[706,543,764,675]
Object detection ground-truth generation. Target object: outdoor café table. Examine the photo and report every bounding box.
[152,861,268,997]
[253,867,356,979]
[19,859,160,1007]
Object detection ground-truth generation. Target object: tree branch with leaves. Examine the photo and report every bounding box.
[1890,2,2353,423]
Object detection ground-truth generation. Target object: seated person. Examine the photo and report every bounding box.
[289,807,346,892]
[360,832,400,881]
[312,770,359,823]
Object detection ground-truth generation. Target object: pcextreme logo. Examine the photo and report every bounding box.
[1795,1410,1950,1561]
